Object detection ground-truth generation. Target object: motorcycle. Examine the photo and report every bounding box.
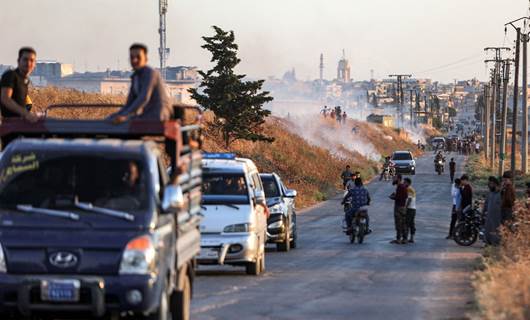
[435,159,444,175]
[342,206,369,244]
[454,202,483,246]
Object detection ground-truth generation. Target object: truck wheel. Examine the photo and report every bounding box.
[276,221,290,252]
[146,278,171,320]
[172,271,191,320]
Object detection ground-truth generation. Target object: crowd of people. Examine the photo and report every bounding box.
[321,105,348,124]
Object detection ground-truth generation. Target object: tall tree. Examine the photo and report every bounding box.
[189,26,274,147]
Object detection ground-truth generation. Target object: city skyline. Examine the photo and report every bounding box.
[0,0,527,82]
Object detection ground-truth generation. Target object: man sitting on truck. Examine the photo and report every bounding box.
[110,43,173,124]
[0,47,39,123]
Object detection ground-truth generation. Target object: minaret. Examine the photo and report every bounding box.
[319,53,324,83]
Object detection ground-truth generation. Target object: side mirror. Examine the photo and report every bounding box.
[254,190,266,205]
[162,185,184,213]
[285,189,297,198]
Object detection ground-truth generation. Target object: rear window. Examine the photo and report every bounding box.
[392,152,412,161]
[261,176,281,198]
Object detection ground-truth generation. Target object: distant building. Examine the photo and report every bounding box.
[166,66,198,81]
[337,50,351,83]
[33,61,74,79]
[366,114,394,127]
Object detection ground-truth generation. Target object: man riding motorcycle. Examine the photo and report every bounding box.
[379,156,391,181]
[434,151,445,173]
[341,177,371,233]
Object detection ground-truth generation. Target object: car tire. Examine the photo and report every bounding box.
[173,270,191,320]
[276,219,290,252]
[145,278,172,320]
[290,219,298,249]
[246,240,263,276]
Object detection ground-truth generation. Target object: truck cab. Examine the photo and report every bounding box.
[198,153,268,275]
[0,104,203,320]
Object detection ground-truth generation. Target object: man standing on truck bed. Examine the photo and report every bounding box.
[0,47,39,122]
[111,43,172,124]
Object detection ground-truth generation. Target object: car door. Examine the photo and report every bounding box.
[249,172,267,237]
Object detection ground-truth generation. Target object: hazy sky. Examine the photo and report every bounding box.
[0,0,528,82]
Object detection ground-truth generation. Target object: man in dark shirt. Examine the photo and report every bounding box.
[390,174,409,244]
[340,165,352,189]
[110,43,172,124]
[0,47,38,122]
[449,158,456,183]
[460,174,473,212]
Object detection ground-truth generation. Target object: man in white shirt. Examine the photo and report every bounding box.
[447,178,462,239]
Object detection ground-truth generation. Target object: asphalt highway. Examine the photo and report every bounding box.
[192,153,481,320]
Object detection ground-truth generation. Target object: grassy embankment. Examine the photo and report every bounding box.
[29,87,419,209]
[465,154,530,320]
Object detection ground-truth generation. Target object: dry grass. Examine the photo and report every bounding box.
[473,203,530,320]
[467,154,530,320]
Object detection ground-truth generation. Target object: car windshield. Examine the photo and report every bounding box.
[202,173,249,205]
[261,176,281,198]
[392,153,412,161]
[0,152,149,212]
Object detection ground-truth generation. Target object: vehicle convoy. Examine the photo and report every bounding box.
[390,151,416,175]
[0,104,203,320]
[260,173,298,252]
[199,153,268,275]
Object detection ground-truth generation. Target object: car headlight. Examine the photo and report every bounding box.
[119,235,156,275]
[223,223,253,233]
[268,220,284,229]
[0,243,6,273]
[269,204,283,214]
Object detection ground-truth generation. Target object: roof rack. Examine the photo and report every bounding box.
[0,103,203,174]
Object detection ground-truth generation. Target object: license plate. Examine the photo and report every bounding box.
[41,279,80,302]
[199,248,219,260]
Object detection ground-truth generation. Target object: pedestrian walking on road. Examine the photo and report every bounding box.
[447,178,462,239]
[403,178,416,243]
[449,158,456,183]
[389,174,409,244]
[483,176,502,246]
[341,165,353,190]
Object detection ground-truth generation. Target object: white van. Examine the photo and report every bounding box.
[198,153,268,275]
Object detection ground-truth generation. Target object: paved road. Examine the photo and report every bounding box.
[191,153,481,320]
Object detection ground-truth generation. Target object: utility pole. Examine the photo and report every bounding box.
[523,34,529,174]
[409,89,414,129]
[485,46,511,169]
[158,0,170,80]
[499,60,511,176]
[484,84,491,161]
[506,17,530,174]
[388,74,412,128]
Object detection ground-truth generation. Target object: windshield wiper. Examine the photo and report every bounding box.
[75,202,135,222]
[16,205,80,221]
[220,204,240,210]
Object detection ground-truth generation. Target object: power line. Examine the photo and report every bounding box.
[413,54,483,74]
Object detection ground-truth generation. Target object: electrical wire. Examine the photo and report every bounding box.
[413,54,483,75]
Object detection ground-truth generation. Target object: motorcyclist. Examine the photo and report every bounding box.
[379,156,391,181]
[341,177,371,233]
[434,151,445,172]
